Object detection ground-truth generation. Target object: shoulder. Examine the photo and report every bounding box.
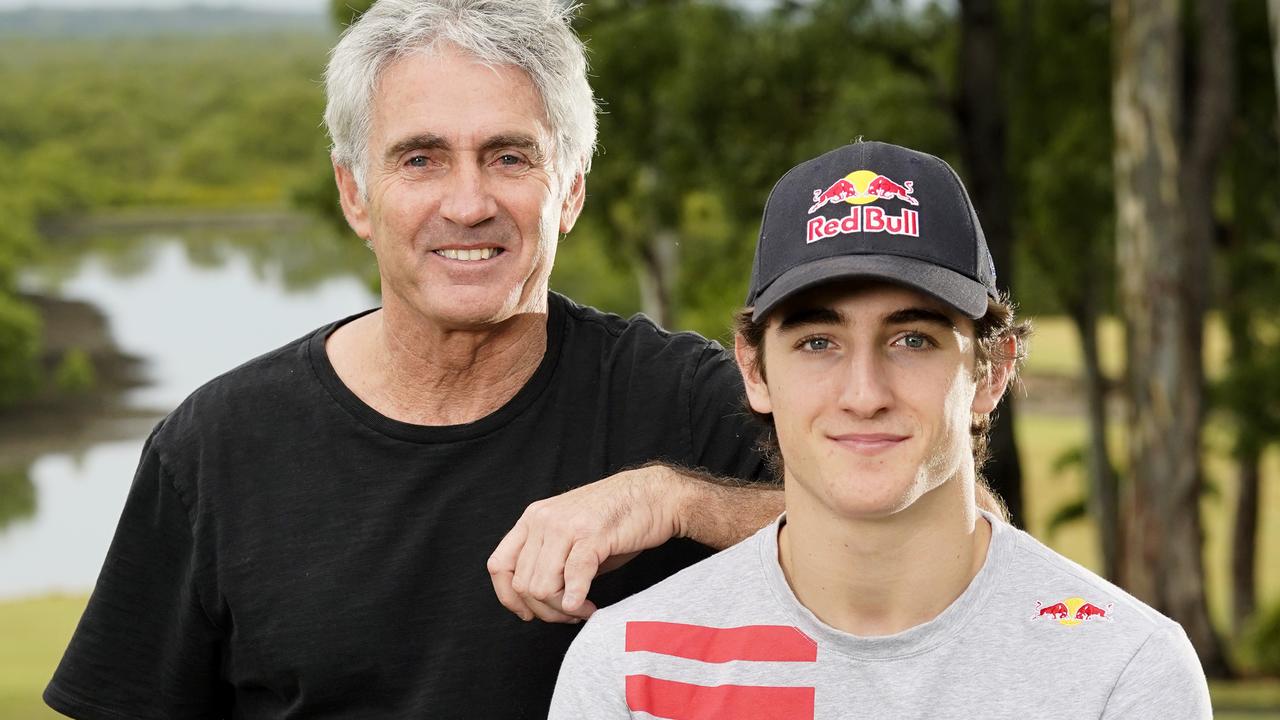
[1001,521,1178,636]
[983,517,1198,687]
[555,292,729,365]
[587,523,777,635]
[151,314,351,458]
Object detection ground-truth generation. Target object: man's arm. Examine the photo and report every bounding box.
[487,464,782,622]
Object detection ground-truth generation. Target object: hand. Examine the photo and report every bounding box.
[487,467,685,623]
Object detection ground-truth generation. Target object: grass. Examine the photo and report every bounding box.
[0,595,85,720]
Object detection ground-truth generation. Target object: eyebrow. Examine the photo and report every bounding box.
[384,133,448,163]
[884,307,956,330]
[775,305,956,332]
[382,133,548,164]
[777,306,846,331]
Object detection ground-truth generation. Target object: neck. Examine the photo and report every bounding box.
[327,295,550,426]
[778,473,990,637]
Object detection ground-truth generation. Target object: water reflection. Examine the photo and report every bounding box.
[0,466,36,531]
[0,212,377,599]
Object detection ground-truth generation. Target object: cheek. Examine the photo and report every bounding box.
[937,373,978,441]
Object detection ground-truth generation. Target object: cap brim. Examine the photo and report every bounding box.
[751,254,990,321]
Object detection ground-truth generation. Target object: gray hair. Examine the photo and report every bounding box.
[323,0,597,197]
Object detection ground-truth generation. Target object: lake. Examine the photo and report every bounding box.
[0,213,377,599]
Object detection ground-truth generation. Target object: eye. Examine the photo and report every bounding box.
[494,153,527,167]
[894,332,935,350]
[798,336,832,352]
[405,155,429,168]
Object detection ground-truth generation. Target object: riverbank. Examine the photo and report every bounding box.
[0,294,160,471]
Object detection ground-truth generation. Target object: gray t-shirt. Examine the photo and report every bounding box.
[550,512,1211,719]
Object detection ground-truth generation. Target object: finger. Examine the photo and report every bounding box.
[511,526,544,595]
[489,521,527,579]
[488,525,533,621]
[523,594,588,624]
[560,541,603,613]
[526,531,574,601]
[488,565,534,622]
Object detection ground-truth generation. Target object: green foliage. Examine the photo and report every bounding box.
[575,0,959,336]
[53,348,96,395]
[0,466,36,532]
[1045,497,1088,541]
[0,293,42,408]
[1242,599,1280,675]
[332,0,377,29]
[1009,0,1114,318]
[0,35,333,212]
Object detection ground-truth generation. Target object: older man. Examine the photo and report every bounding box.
[44,2,782,718]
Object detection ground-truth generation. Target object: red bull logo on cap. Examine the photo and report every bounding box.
[1031,597,1114,627]
[806,169,920,244]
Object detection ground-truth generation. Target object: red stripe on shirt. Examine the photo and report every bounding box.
[625,621,817,663]
[625,675,815,720]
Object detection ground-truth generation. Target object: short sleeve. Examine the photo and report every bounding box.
[44,424,226,720]
[1100,625,1212,719]
[686,343,770,484]
[548,617,629,718]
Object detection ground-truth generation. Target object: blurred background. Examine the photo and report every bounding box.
[0,0,1277,716]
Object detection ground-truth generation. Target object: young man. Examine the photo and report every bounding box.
[549,141,1212,718]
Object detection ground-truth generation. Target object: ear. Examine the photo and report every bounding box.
[334,159,373,242]
[971,336,1017,414]
[559,171,586,234]
[735,334,773,415]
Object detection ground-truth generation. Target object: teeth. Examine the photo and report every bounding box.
[436,248,500,261]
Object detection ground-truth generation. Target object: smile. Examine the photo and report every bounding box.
[434,248,504,261]
[829,433,909,455]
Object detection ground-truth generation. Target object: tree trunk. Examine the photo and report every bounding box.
[1224,268,1261,637]
[957,0,1024,526]
[1112,0,1230,677]
[634,229,678,328]
[1270,0,1280,147]
[1231,446,1261,636]
[1071,295,1120,582]
[1180,0,1234,382]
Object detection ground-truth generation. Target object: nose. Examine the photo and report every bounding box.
[438,162,498,227]
[836,346,893,419]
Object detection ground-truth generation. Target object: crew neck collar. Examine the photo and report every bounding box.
[306,293,568,444]
[756,509,1013,661]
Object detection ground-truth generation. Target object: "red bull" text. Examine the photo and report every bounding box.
[806,206,920,244]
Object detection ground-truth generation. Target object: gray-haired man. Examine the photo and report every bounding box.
[45,2,783,717]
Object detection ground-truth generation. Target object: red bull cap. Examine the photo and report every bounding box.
[746,141,999,321]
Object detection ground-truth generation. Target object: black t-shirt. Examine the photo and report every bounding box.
[45,292,767,719]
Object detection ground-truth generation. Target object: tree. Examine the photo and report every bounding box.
[1011,0,1120,579]
[952,0,1025,525]
[1111,0,1229,676]
[1220,0,1280,637]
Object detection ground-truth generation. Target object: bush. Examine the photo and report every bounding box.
[1244,599,1280,676]
[0,293,41,408]
[53,347,96,394]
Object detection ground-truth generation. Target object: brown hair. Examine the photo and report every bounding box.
[734,293,1031,522]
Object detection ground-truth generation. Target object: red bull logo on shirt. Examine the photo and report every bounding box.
[806,169,920,244]
[1031,597,1114,627]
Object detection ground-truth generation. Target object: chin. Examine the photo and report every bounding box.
[819,474,920,520]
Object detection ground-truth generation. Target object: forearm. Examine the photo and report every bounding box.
[651,463,784,550]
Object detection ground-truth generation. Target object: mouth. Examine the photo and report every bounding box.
[829,433,910,454]
[433,247,505,262]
